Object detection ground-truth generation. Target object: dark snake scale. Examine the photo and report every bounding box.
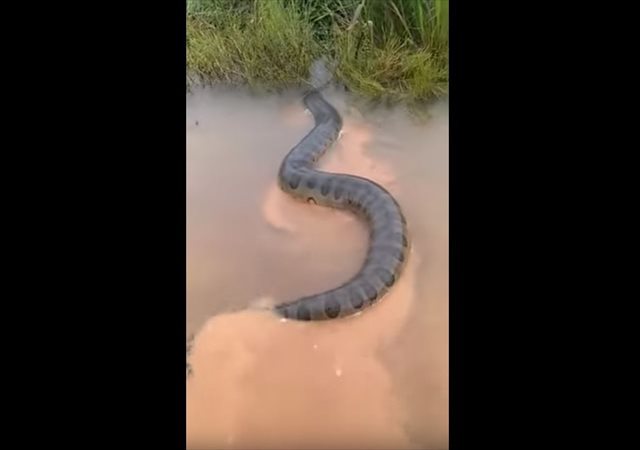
[273,88,410,321]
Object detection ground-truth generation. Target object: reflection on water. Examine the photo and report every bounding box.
[187,87,448,450]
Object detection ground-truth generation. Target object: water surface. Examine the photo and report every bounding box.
[186,87,449,449]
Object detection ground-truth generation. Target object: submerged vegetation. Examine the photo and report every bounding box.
[187,0,448,104]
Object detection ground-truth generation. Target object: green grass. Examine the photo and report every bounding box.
[187,0,448,105]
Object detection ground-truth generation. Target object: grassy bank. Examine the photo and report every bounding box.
[187,0,448,104]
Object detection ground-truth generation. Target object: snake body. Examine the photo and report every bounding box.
[273,87,410,321]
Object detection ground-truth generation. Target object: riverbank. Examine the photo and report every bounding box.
[187,0,448,105]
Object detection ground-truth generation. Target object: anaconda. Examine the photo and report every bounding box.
[272,64,410,321]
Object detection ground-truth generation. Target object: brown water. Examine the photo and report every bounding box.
[186,86,449,450]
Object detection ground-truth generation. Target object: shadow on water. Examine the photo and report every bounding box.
[186,86,448,449]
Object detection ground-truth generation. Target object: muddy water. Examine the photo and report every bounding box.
[186,87,448,450]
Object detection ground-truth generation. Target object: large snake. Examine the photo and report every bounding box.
[272,61,410,321]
